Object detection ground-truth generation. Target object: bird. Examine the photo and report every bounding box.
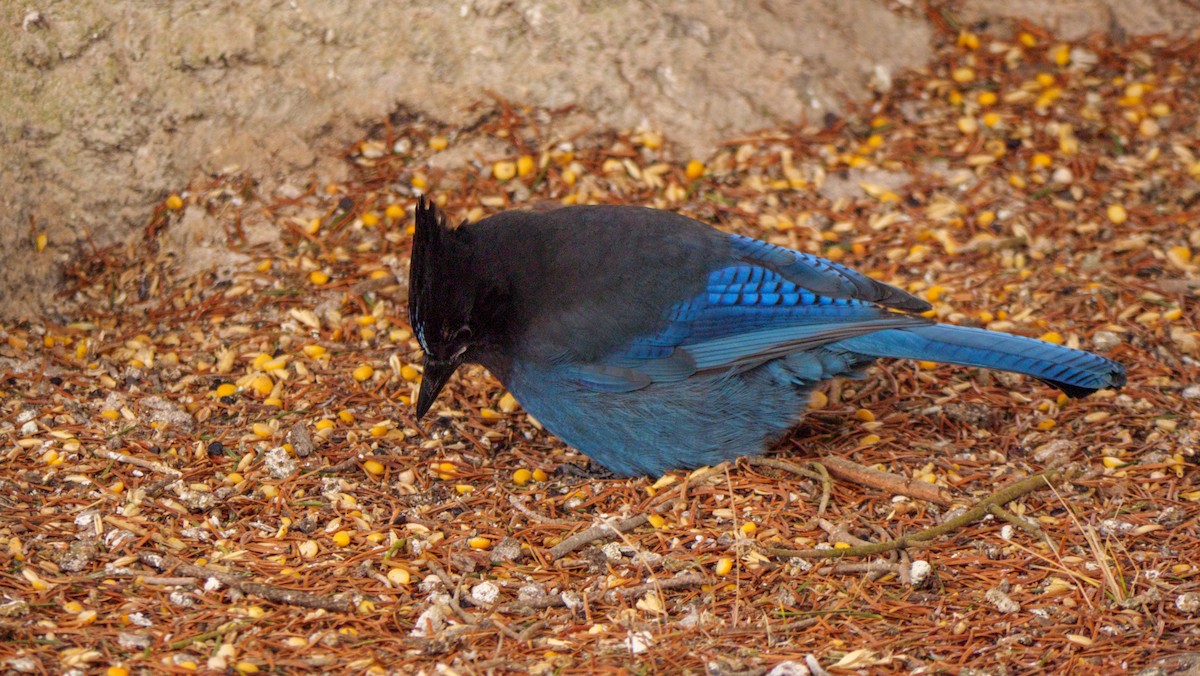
[407,198,1126,477]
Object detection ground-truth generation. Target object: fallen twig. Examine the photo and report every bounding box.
[95,449,180,476]
[549,514,649,560]
[744,456,833,517]
[509,494,573,525]
[138,552,357,612]
[819,455,954,506]
[766,467,1070,560]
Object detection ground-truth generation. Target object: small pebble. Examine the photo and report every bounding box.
[1176,592,1200,615]
[985,588,1021,614]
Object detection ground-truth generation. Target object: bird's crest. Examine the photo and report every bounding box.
[409,197,451,354]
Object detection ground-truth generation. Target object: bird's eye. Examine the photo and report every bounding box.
[452,325,473,342]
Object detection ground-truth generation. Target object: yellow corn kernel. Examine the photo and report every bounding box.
[315,419,335,431]
[225,472,245,485]
[685,160,705,179]
[1167,245,1193,266]
[369,424,388,438]
[1036,419,1056,430]
[1051,44,1070,66]
[363,459,384,475]
[1101,456,1126,469]
[234,662,259,674]
[860,434,881,446]
[808,391,828,409]
[1030,153,1052,169]
[468,537,491,550]
[106,667,130,676]
[715,557,734,575]
[387,568,411,585]
[918,360,938,370]
[303,344,327,359]
[1019,32,1037,47]
[948,90,963,106]
[951,67,975,83]
[1150,102,1171,118]
[338,409,356,424]
[355,315,376,327]
[23,569,48,590]
[957,116,978,134]
[492,160,517,181]
[298,541,319,559]
[497,391,519,413]
[385,204,404,221]
[305,218,322,236]
[64,601,84,613]
[332,531,351,547]
[1035,72,1055,88]
[1040,332,1064,345]
[532,468,548,482]
[855,408,876,422]
[309,270,330,285]
[513,468,532,486]
[1164,308,1183,321]
[516,154,536,178]
[250,375,273,397]
[360,212,380,227]
[480,407,503,421]
[866,134,884,149]
[957,31,980,50]
[264,397,283,408]
[166,194,184,210]
[35,233,48,252]
[982,112,1001,128]
[638,131,663,149]
[454,484,474,495]
[261,485,279,498]
[977,91,997,106]
[352,365,374,382]
[739,522,757,536]
[1009,173,1027,189]
[428,135,449,151]
[100,409,120,421]
[648,514,665,529]
[396,365,420,383]
[1106,204,1128,225]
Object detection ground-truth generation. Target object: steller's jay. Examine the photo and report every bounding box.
[408,199,1126,477]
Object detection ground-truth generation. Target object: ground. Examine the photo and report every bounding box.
[1,10,1200,676]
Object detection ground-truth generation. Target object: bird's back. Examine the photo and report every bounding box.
[468,206,731,365]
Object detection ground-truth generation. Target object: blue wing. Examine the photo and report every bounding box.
[567,236,930,392]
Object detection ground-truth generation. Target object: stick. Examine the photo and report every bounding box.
[95,449,180,476]
[498,572,706,613]
[509,495,573,525]
[819,455,954,506]
[766,468,1068,560]
[549,514,649,560]
[138,552,357,612]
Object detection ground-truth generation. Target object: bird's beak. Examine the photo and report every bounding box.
[415,357,459,421]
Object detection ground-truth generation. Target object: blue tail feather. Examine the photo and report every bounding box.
[835,324,1126,397]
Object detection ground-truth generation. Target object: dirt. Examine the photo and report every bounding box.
[2,0,1198,322]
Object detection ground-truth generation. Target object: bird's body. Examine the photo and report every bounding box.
[409,201,1126,476]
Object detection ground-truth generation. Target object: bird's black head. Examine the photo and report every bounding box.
[408,198,505,420]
